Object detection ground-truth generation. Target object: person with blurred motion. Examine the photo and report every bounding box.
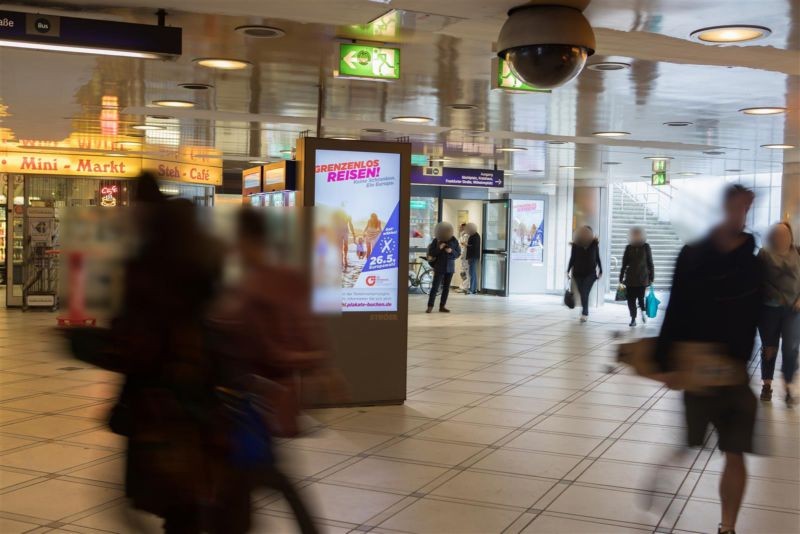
[73,174,226,533]
[619,227,655,326]
[209,207,341,534]
[466,223,482,294]
[567,225,603,322]
[458,223,470,293]
[426,222,461,313]
[654,185,762,534]
[757,221,800,407]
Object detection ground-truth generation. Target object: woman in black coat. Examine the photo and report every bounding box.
[426,222,461,313]
[567,225,602,322]
[619,227,655,326]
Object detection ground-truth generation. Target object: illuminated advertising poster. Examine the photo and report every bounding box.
[510,200,545,263]
[315,149,400,312]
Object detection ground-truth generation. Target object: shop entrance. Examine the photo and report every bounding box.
[481,199,510,296]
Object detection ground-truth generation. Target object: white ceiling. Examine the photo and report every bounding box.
[0,0,797,185]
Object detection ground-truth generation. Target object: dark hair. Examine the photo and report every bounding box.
[723,184,755,205]
[237,207,267,242]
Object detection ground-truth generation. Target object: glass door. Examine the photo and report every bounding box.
[481,199,510,296]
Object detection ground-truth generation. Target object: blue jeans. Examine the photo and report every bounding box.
[428,272,454,308]
[574,274,597,316]
[468,258,478,294]
[759,305,800,384]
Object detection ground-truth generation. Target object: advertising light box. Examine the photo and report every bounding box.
[314,149,401,312]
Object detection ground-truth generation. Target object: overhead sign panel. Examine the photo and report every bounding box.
[651,172,669,186]
[411,166,504,188]
[338,43,400,80]
[493,58,551,93]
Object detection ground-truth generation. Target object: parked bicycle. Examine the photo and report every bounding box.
[408,255,434,294]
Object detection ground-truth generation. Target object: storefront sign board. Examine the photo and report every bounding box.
[411,166,504,188]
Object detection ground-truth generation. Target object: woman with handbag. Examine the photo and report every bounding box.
[619,227,655,327]
[567,226,603,322]
[426,222,461,313]
[757,221,800,406]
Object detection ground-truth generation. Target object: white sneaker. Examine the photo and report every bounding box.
[641,310,647,324]
[580,315,588,323]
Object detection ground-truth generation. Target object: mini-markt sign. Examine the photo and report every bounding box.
[495,58,550,93]
[338,43,400,80]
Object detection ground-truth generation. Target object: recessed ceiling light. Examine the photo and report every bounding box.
[644,156,674,161]
[179,83,214,90]
[593,131,630,137]
[560,165,581,169]
[663,121,693,127]
[362,128,387,133]
[725,169,743,172]
[678,172,700,176]
[690,25,771,43]
[497,147,527,152]
[703,150,726,155]
[586,62,631,71]
[234,25,286,39]
[153,99,195,108]
[147,114,174,120]
[448,103,478,110]
[603,161,622,165]
[547,141,567,145]
[530,169,544,172]
[542,182,556,185]
[131,124,164,131]
[392,116,433,123]
[739,107,786,115]
[194,58,252,70]
[761,143,796,149]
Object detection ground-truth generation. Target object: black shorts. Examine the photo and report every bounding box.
[684,384,757,453]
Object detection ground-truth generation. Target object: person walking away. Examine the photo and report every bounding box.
[619,227,655,326]
[654,185,762,534]
[757,221,800,406]
[466,223,481,295]
[567,226,603,322]
[426,222,461,313]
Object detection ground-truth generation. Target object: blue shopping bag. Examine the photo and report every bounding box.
[645,286,660,318]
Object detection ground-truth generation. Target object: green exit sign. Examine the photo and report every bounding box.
[411,154,429,166]
[652,159,667,173]
[652,172,669,186]
[495,58,551,93]
[338,43,400,80]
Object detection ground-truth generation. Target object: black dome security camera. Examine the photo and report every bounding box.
[497,2,596,89]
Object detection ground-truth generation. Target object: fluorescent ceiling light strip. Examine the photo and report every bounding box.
[0,39,160,59]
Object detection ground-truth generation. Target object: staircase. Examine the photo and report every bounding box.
[608,186,684,290]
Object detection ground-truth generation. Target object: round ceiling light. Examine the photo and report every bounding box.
[663,121,693,127]
[194,58,252,70]
[131,124,164,131]
[703,150,725,155]
[234,25,286,39]
[725,168,743,172]
[153,100,195,108]
[179,83,214,90]
[678,172,700,176]
[362,128,386,133]
[496,147,527,152]
[761,143,796,149]
[586,61,630,71]
[690,25,771,43]
[147,114,174,120]
[739,107,786,115]
[644,156,674,161]
[547,141,567,145]
[603,161,622,165]
[448,103,478,110]
[593,131,630,137]
[392,116,433,123]
[560,165,581,169]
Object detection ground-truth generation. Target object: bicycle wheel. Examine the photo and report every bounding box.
[419,270,433,294]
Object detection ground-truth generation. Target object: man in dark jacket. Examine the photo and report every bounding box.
[427,222,461,313]
[654,185,761,534]
[619,227,655,326]
[465,223,481,294]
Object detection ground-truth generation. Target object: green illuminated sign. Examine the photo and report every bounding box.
[496,58,550,93]
[652,160,667,173]
[410,200,428,209]
[338,43,400,80]
[411,154,429,166]
[652,172,669,186]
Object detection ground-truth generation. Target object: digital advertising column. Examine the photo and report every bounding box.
[298,138,411,406]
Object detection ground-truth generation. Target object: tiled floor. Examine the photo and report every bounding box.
[0,294,798,533]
